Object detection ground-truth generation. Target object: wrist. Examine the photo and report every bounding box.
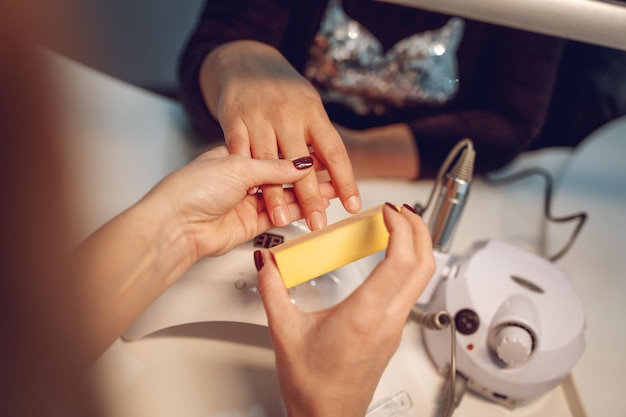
[284,398,368,417]
[343,124,420,179]
[133,192,198,284]
[279,377,372,417]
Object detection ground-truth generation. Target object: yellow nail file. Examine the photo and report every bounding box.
[269,204,389,288]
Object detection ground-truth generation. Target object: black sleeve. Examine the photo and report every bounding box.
[410,26,564,177]
[177,0,296,139]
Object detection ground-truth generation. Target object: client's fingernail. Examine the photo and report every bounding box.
[402,204,418,215]
[254,250,264,271]
[292,156,314,170]
[347,195,361,213]
[385,202,400,212]
[308,211,325,231]
[272,206,290,226]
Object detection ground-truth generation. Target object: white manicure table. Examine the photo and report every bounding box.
[50,50,625,417]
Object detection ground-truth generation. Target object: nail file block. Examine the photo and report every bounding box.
[269,204,389,288]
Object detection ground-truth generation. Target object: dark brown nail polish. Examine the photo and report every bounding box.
[402,204,418,215]
[385,202,400,212]
[292,156,314,170]
[253,250,265,271]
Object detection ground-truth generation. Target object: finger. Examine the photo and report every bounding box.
[247,122,291,227]
[376,204,435,316]
[401,204,433,258]
[316,181,338,201]
[276,124,328,231]
[222,117,253,157]
[252,184,335,234]
[351,203,418,307]
[232,156,319,236]
[254,181,337,212]
[288,149,328,172]
[261,183,291,227]
[287,189,332,221]
[233,157,314,192]
[309,123,361,214]
[294,170,328,231]
[255,250,295,323]
[397,204,435,300]
[222,117,258,193]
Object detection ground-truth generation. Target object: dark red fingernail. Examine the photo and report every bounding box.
[292,156,314,170]
[253,250,265,271]
[402,204,418,215]
[385,202,400,212]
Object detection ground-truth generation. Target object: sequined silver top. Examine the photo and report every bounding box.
[304,0,464,116]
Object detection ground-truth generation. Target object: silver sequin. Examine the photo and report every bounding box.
[305,0,464,115]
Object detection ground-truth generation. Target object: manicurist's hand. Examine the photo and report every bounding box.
[148,145,337,259]
[199,40,361,231]
[73,145,337,359]
[255,203,435,417]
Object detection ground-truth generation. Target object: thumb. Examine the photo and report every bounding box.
[238,156,314,189]
[254,250,294,322]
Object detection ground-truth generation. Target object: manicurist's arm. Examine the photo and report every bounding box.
[70,146,335,361]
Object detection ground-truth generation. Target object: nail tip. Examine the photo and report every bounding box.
[253,250,264,271]
[385,202,400,212]
[402,203,419,215]
[292,156,314,170]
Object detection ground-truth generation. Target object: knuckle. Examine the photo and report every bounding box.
[420,252,436,278]
[255,151,278,160]
[348,311,380,336]
[225,133,249,154]
[296,190,324,210]
[394,253,418,273]
[261,184,284,199]
[270,158,292,176]
[324,142,350,165]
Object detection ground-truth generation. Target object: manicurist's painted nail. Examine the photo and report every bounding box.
[253,250,264,271]
[292,156,314,170]
[402,203,418,215]
[385,202,400,212]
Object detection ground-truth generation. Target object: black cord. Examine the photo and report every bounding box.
[486,167,587,262]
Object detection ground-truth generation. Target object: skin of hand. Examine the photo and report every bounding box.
[255,204,435,417]
[200,40,361,231]
[71,146,337,361]
[149,146,338,259]
[335,123,421,179]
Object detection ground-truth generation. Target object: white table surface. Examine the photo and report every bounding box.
[545,116,626,416]
[48,50,622,417]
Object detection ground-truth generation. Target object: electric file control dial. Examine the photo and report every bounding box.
[454,309,480,335]
[490,324,533,367]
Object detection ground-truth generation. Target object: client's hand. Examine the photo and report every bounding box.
[255,203,435,417]
[148,145,337,259]
[72,145,337,361]
[200,40,361,231]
